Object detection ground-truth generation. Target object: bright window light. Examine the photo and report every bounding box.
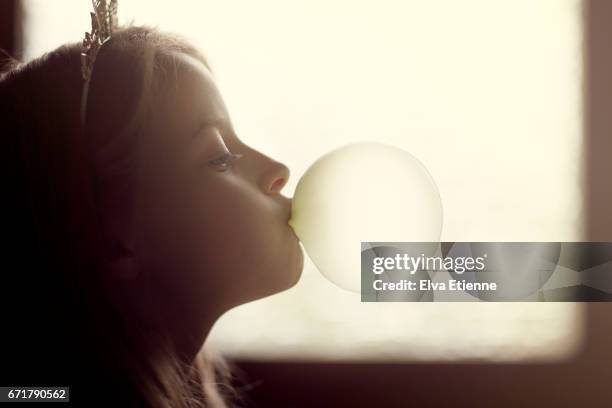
[23,0,584,361]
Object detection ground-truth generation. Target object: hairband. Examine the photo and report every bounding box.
[80,0,118,125]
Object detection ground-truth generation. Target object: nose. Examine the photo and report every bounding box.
[264,160,290,195]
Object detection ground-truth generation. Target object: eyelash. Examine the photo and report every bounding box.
[208,152,243,172]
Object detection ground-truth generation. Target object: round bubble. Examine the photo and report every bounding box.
[289,142,443,292]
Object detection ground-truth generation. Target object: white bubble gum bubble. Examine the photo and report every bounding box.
[289,142,443,292]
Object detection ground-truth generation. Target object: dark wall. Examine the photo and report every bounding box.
[586,1,612,240]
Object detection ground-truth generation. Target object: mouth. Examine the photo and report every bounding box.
[288,220,300,242]
[287,210,300,241]
[284,198,300,242]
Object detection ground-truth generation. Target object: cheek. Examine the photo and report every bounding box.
[140,168,300,308]
[196,181,275,267]
[188,177,298,301]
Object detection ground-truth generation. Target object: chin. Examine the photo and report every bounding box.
[270,241,304,295]
[239,236,304,304]
[286,244,305,289]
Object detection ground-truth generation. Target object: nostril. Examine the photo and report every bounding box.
[270,177,287,194]
[264,160,290,194]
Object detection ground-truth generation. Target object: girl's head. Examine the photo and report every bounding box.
[1,25,303,406]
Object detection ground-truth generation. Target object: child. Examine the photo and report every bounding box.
[0,24,303,407]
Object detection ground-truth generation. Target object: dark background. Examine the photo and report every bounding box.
[2,1,612,407]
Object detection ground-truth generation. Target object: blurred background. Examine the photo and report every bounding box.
[2,1,612,406]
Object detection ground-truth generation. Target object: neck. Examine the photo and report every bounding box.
[162,302,223,364]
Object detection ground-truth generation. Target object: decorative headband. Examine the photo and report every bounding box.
[80,0,118,124]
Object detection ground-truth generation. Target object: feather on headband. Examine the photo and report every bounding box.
[80,0,118,123]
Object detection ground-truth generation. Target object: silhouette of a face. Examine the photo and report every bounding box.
[130,53,303,345]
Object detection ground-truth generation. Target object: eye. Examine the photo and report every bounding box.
[208,152,243,172]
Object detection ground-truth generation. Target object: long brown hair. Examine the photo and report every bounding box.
[0,26,236,407]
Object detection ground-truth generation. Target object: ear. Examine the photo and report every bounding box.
[107,239,139,280]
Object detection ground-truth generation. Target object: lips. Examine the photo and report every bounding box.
[277,195,291,222]
[282,197,300,241]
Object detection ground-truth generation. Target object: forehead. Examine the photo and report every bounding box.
[154,52,228,137]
